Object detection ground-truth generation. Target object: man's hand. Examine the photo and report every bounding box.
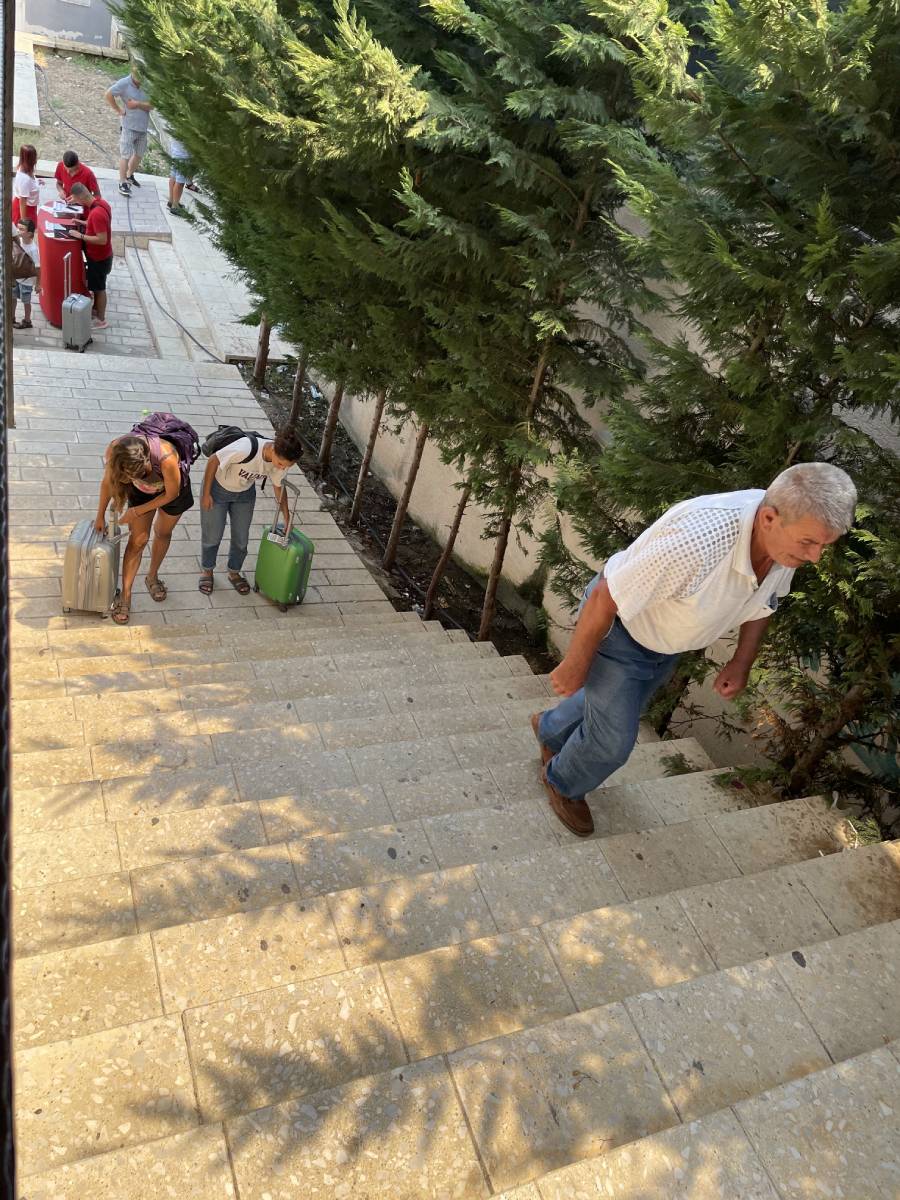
[549,657,588,698]
[201,493,214,511]
[713,659,751,701]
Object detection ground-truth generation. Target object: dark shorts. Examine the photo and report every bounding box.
[126,478,194,517]
[85,255,114,294]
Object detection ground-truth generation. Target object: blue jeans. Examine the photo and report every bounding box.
[200,479,256,571]
[539,618,679,800]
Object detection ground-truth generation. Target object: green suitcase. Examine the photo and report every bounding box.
[253,480,314,611]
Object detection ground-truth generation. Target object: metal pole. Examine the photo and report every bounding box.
[1,0,17,1189]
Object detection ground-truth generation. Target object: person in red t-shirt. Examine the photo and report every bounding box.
[55,151,100,201]
[68,182,114,328]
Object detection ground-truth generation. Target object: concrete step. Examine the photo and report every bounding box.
[12,784,853,969]
[14,908,898,1187]
[497,1041,900,1200]
[146,240,218,363]
[12,644,537,713]
[124,247,193,361]
[20,1039,898,1199]
[10,729,713,879]
[14,828,877,1063]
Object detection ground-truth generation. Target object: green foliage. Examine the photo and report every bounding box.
[544,0,900,800]
[117,0,646,633]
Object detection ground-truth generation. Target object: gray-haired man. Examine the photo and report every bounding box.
[534,462,858,837]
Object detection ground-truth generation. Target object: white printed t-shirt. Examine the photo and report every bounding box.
[214,437,288,493]
[594,489,795,654]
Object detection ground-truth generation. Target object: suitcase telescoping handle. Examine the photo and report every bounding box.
[273,478,303,543]
[64,250,71,300]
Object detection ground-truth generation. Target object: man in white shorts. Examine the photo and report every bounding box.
[106,66,153,198]
[533,462,858,837]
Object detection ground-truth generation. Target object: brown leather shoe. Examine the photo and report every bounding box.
[530,712,554,767]
[541,767,594,837]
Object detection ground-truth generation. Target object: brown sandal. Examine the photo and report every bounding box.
[145,576,168,602]
[228,572,251,595]
[110,597,131,625]
[199,572,214,595]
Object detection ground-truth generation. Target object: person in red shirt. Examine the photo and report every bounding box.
[68,181,113,328]
[55,151,100,201]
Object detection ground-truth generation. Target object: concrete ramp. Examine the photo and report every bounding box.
[14,32,41,131]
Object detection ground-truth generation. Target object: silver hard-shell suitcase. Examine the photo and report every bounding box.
[62,251,93,353]
[62,512,121,615]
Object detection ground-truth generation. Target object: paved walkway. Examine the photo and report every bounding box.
[7,175,900,1200]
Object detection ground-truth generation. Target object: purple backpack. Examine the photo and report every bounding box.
[130,413,201,490]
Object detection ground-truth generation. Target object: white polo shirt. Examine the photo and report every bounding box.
[595,489,795,654]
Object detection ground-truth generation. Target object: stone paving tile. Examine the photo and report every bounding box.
[425,799,558,869]
[488,760,549,804]
[450,727,536,771]
[735,1046,900,1200]
[413,703,509,740]
[676,865,839,969]
[12,780,104,834]
[184,964,407,1121]
[384,682,473,715]
[536,1109,780,1200]
[449,1004,677,1193]
[258,782,394,840]
[543,894,716,1011]
[17,1124,235,1200]
[65,668,169,696]
[706,796,850,874]
[177,679,277,709]
[14,1016,198,1177]
[603,738,715,788]
[13,823,121,889]
[226,1057,487,1200]
[210,724,326,766]
[233,747,357,801]
[625,959,831,1122]
[329,866,497,967]
[381,928,575,1058]
[101,764,239,819]
[152,897,344,1012]
[115,801,267,872]
[14,934,161,1049]
[792,841,900,933]
[82,709,200,746]
[10,713,85,753]
[131,842,298,933]
[385,766,502,822]
[555,781,668,843]
[467,675,549,705]
[91,733,215,778]
[189,697,302,735]
[12,746,94,790]
[600,818,740,901]
[637,769,755,823]
[475,843,627,932]
[13,873,137,959]
[771,923,900,1062]
[318,711,420,751]
[348,734,460,785]
[288,823,435,897]
[72,686,182,721]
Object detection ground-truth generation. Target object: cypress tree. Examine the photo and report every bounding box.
[545,0,900,799]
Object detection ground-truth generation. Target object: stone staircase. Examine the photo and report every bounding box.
[9,351,900,1198]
